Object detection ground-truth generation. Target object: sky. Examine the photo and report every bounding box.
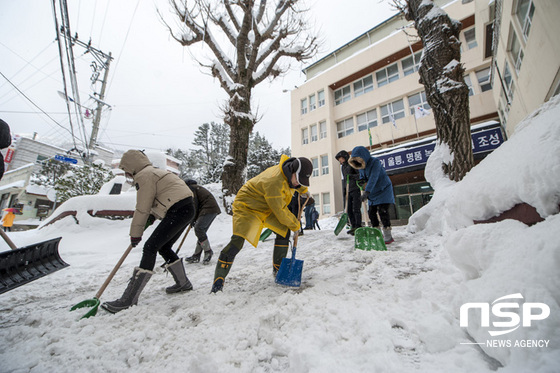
[0,96,559,372]
[0,0,396,154]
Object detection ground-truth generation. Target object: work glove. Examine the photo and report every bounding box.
[360,191,370,202]
[131,236,142,247]
[144,214,156,229]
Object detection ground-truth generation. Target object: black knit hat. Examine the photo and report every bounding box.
[335,150,349,161]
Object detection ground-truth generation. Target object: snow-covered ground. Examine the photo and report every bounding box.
[1,97,559,372]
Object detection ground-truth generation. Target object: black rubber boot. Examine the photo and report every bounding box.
[201,240,213,265]
[101,267,153,313]
[165,258,193,294]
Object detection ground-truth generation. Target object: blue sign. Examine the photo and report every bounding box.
[376,126,504,173]
[55,154,78,164]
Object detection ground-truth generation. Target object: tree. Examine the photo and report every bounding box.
[31,159,73,189]
[247,131,283,179]
[163,0,318,211]
[395,0,473,181]
[54,162,113,203]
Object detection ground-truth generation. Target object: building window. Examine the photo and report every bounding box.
[321,155,329,175]
[380,99,405,124]
[503,61,515,102]
[464,74,474,96]
[300,98,308,115]
[408,91,431,115]
[311,157,319,177]
[476,67,492,92]
[319,120,327,139]
[334,85,351,105]
[509,30,524,74]
[353,75,374,97]
[402,51,422,76]
[310,124,318,142]
[357,109,378,132]
[321,192,331,215]
[464,28,478,49]
[336,117,354,138]
[516,0,535,40]
[376,63,400,87]
[309,94,316,111]
[318,90,325,107]
[301,128,309,145]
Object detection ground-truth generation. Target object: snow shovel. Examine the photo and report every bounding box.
[275,196,309,287]
[0,229,68,295]
[354,188,387,251]
[259,228,273,242]
[70,244,134,319]
[334,176,350,236]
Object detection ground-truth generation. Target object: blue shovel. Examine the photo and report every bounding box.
[275,196,309,287]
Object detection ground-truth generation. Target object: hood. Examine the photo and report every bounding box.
[119,150,152,176]
[349,146,371,170]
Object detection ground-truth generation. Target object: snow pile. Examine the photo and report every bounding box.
[408,95,560,235]
[0,100,559,372]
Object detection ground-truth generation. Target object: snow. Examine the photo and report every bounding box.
[1,99,559,372]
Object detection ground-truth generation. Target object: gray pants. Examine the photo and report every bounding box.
[194,212,218,243]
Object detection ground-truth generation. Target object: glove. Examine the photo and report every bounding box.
[131,236,142,247]
[356,179,366,189]
[361,191,370,202]
[144,214,156,229]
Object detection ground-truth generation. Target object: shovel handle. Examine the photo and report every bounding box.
[293,196,310,248]
[174,225,192,255]
[0,229,18,250]
[95,244,134,299]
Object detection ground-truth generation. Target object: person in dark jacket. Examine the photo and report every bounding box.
[0,119,12,180]
[336,150,362,235]
[184,180,221,265]
[349,146,395,244]
[101,150,196,314]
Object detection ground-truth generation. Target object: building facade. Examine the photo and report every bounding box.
[290,0,559,222]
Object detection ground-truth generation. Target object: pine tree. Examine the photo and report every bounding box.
[31,159,73,188]
[54,162,113,203]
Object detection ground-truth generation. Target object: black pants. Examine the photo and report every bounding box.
[347,189,362,229]
[139,197,195,270]
[368,203,392,228]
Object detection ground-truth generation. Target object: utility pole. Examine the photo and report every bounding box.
[89,52,112,149]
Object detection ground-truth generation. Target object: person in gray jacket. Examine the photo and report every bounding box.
[102,150,196,314]
[184,179,221,265]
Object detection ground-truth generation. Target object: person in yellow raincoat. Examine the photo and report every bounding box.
[211,155,313,293]
[1,210,15,232]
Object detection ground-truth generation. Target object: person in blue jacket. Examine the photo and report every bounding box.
[349,146,395,244]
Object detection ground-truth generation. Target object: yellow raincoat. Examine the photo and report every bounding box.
[232,154,308,247]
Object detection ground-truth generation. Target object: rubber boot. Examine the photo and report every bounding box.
[201,240,213,265]
[272,239,289,276]
[101,267,153,313]
[211,236,243,293]
[185,242,203,263]
[165,258,193,294]
[382,227,394,244]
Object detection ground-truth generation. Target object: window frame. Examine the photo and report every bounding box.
[311,157,319,177]
[353,75,374,97]
[464,27,478,50]
[407,91,431,115]
[516,0,535,41]
[356,109,378,132]
[319,120,327,139]
[309,94,316,111]
[376,62,400,87]
[300,98,308,115]
[320,154,329,176]
[321,192,331,215]
[336,117,354,138]
[317,90,325,107]
[476,67,492,92]
[301,127,309,145]
[380,99,405,124]
[402,51,422,76]
[334,85,351,105]
[310,123,318,142]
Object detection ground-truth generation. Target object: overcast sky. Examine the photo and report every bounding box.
[0,0,396,154]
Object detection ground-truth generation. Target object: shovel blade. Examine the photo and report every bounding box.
[354,227,387,251]
[70,297,100,319]
[334,213,348,236]
[275,256,304,287]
